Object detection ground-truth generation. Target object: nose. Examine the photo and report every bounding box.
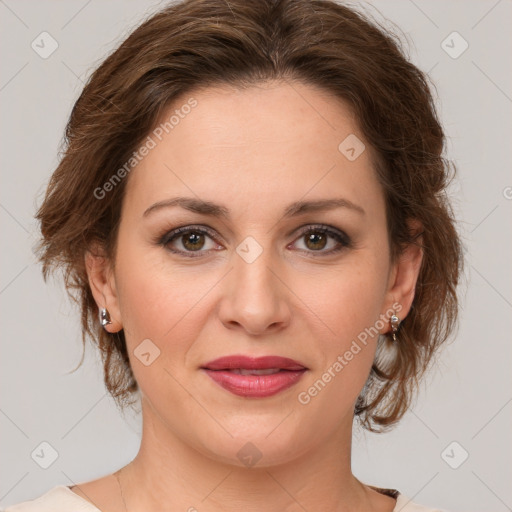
[217,246,292,336]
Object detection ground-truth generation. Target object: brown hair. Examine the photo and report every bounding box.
[36,0,463,432]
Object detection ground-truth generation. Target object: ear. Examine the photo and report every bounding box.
[382,220,423,332]
[84,245,123,333]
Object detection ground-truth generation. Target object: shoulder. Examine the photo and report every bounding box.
[394,493,451,512]
[0,485,101,512]
[369,485,450,512]
[2,485,450,512]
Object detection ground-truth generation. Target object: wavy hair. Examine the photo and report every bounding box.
[36,0,463,432]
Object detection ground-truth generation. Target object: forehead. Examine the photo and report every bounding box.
[122,80,384,219]
[162,80,361,153]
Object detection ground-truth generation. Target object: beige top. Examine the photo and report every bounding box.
[1,485,449,511]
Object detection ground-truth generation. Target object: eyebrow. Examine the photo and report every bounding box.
[143,196,365,219]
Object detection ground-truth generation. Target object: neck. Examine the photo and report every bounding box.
[117,398,381,512]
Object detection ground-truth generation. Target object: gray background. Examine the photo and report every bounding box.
[1,1,511,510]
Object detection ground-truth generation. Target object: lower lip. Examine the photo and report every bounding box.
[202,369,306,398]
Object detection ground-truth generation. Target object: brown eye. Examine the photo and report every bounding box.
[160,226,221,257]
[181,231,206,251]
[292,225,351,256]
[159,224,350,258]
[304,231,328,251]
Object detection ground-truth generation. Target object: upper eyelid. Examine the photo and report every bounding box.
[161,223,349,247]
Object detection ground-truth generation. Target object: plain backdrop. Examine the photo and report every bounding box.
[1,1,511,511]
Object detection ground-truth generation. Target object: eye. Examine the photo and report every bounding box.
[290,224,351,256]
[160,225,222,257]
[159,224,351,258]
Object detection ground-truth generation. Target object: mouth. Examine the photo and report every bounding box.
[200,355,307,398]
[220,368,286,375]
[202,355,307,371]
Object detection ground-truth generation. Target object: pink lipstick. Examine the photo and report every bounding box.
[201,355,307,398]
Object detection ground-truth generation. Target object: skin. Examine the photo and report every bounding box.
[77,80,423,512]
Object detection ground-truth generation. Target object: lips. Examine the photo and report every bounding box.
[202,355,306,371]
[201,355,307,398]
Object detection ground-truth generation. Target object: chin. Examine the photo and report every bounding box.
[192,417,315,469]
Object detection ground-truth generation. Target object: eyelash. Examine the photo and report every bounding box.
[157,224,351,259]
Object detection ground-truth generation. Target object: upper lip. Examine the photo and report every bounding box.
[201,355,307,371]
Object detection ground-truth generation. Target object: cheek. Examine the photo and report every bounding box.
[113,233,212,364]
[293,254,389,404]
[299,252,389,343]
[113,243,216,409]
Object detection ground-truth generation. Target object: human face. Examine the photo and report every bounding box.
[103,81,399,466]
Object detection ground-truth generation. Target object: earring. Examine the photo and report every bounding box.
[100,307,112,328]
[390,312,400,341]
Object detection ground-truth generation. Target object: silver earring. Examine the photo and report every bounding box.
[100,308,112,328]
[390,312,400,341]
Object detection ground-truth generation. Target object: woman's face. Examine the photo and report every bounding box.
[92,81,416,467]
